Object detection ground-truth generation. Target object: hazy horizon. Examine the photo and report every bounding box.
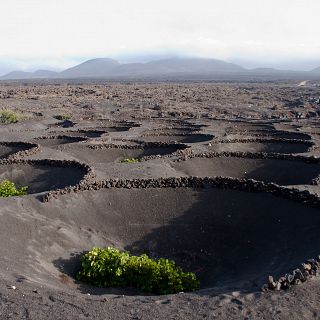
[1,54,320,76]
[1,0,320,75]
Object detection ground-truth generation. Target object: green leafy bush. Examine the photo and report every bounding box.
[0,110,20,124]
[77,247,200,294]
[0,179,28,197]
[120,158,140,163]
[54,114,71,121]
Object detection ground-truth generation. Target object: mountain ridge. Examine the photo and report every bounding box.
[59,58,120,78]
[1,69,58,80]
[311,67,320,73]
[0,57,319,80]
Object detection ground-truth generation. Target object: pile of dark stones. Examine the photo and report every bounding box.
[264,256,320,291]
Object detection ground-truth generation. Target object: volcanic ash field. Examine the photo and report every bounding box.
[0,81,320,319]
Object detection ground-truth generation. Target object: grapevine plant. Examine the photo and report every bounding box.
[54,114,71,121]
[77,247,200,294]
[120,158,140,163]
[0,179,28,197]
[0,110,20,124]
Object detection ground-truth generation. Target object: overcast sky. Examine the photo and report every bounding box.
[0,0,320,73]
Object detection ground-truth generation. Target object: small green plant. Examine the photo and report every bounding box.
[54,114,71,121]
[0,179,28,197]
[0,110,20,124]
[120,158,140,163]
[77,247,200,294]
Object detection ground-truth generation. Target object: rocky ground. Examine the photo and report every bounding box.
[0,80,320,319]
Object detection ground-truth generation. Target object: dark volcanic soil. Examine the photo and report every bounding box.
[57,130,107,138]
[209,140,312,154]
[0,162,87,193]
[65,144,186,164]
[36,136,87,147]
[0,143,30,159]
[270,131,312,140]
[0,80,320,319]
[173,156,320,185]
[2,187,320,290]
[141,133,214,144]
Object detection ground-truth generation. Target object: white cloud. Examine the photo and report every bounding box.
[0,0,320,71]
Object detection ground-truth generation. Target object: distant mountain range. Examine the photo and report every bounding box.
[1,57,320,80]
[311,67,320,74]
[1,69,59,80]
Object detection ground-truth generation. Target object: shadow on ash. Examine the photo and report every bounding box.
[48,186,320,295]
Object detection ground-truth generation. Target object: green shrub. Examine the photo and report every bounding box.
[0,110,20,124]
[120,158,140,163]
[54,114,71,121]
[77,247,200,294]
[0,179,28,197]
